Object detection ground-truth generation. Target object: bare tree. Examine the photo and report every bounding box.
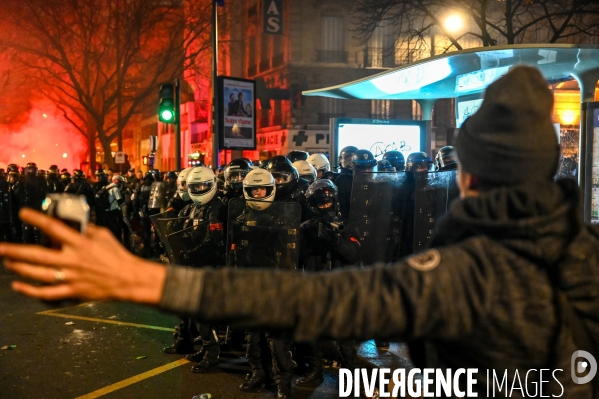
[0,0,213,171]
[351,0,599,62]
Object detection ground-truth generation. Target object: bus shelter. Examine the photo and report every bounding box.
[303,44,599,223]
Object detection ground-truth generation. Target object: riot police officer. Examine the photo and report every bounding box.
[7,165,21,242]
[93,169,110,226]
[0,169,11,242]
[60,169,71,188]
[267,161,310,221]
[46,165,65,193]
[165,168,193,214]
[164,171,178,202]
[333,146,359,219]
[292,160,317,184]
[170,166,225,374]
[377,159,395,172]
[435,145,459,171]
[65,170,95,214]
[133,172,155,258]
[405,152,435,173]
[296,179,361,387]
[306,153,332,180]
[382,150,406,172]
[222,159,252,205]
[232,169,298,398]
[14,163,47,243]
[286,150,309,163]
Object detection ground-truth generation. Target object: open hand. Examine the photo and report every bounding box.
[0,208,166,305]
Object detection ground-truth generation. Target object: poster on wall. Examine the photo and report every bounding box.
[218,76,256,150]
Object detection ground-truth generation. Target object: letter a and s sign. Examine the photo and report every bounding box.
[263,0,283,35]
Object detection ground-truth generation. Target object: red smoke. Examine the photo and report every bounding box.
[0,101,87,172]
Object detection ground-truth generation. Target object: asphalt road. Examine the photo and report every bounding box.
[0,267,342,399]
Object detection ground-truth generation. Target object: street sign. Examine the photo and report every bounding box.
[114,151,125,164]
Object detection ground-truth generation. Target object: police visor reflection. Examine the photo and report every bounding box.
[188,181,213,195]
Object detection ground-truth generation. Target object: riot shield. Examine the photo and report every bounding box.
[412,170,458,253]
[166,220,214,267]
[149,210,177,246]
[226,198,301,270]
[349,172,410,265]
[148,182,167,210]
[155,217,188,262]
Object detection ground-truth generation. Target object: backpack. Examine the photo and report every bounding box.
[94,187,111,211]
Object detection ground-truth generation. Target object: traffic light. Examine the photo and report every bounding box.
[158,83,175,123]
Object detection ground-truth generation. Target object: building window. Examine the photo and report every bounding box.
[366,25,395,67]
[318,97,344,124]
[371,100,391,119]
[318,16,347,63]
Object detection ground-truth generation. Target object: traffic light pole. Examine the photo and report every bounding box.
[175,78,182,170]
[211,0,220,168]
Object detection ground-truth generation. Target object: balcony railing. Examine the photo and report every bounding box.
[316,50,348,63]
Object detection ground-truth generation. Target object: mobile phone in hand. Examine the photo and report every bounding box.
[40,193,89,247]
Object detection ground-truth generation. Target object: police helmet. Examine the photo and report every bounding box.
[406,152,434,173]
[186,166,217,206]
[377,159,395,172]
[305,179,339,216]
[382,150,405,172]
[243,169,276,211]
[339,146,358,169]
[95,169,108,181]
[165,171,178,181]
[306,153,331,174]
[225,159,252,197]
[60,171,71,182]
[73,169,85,180]
[286,150,309,163]
[151,169,162,182]
[351,149,376,172]
[38,169,47,178]
[48,165,59,176]
[143,171,155,183]
[267,162,299,199]
[435,146,458,171]
[112,175,124,183]
[25,162,38,176]
[176,167,193,201]
[292,160,317,183]
[269,155,293,167]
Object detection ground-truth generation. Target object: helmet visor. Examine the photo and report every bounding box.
[188,181,213,195]
[226,170,247,183]
[271,171,293,184]
[244,185,274,199]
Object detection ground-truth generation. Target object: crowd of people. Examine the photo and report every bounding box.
[0,145,457,399]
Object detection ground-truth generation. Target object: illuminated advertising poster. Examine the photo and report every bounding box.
[219,76,256,150]
[331,118,425,167]
[455,94,484,128]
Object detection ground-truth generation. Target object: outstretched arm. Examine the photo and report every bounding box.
[1,209,495,343]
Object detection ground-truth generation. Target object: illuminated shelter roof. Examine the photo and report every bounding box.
[302,44,599,100]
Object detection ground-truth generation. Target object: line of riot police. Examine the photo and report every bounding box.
[145,146,457,399]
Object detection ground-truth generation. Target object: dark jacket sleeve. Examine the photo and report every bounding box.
[160,238,497,342]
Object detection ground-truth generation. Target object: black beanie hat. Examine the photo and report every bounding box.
[455,66,560,185]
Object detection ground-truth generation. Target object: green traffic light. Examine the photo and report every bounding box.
[161,110,174,121]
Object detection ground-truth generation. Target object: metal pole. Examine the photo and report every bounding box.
[211,1,220,168]
[175,78,182,170]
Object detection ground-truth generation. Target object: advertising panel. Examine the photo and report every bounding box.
[219,76,256,150]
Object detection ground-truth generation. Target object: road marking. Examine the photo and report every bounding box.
[74,359,190,399]
[37,301,174,332]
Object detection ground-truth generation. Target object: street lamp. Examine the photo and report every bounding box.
[443,13,464,34]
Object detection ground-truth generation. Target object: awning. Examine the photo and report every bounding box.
[302,44,599,101]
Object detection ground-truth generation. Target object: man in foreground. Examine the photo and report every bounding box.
[1,66,598,397]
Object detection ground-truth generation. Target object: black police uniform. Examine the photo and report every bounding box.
[14,174,47,244]
[0,173,11,242]
[133,177,154,258]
